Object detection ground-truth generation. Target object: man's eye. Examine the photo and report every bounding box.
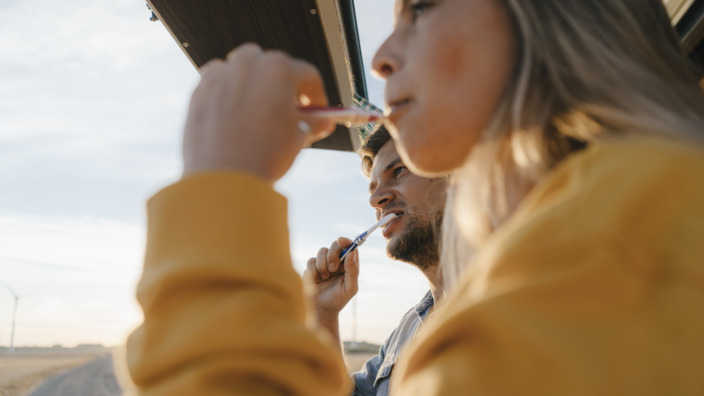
[393,166,407,177]
[410,1,433,22]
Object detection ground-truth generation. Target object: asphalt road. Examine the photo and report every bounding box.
[28,355,122,396]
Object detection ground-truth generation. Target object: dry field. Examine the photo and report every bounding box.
[346,351,377,375]
[0,353,100,396]
[0,348,375,395]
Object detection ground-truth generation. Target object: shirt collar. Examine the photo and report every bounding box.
[415,290,435,318]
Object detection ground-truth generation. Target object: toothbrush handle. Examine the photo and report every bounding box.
[338,241,358,262]
[339,232,367,262]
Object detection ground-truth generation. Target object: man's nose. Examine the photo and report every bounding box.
[369,186,394,210]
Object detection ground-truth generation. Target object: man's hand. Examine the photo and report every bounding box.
[182,43,334,182]
[304,237,360,326]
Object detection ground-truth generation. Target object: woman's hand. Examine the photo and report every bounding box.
[182,43,335,182]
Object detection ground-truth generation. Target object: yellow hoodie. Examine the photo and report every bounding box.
[126,137,704,395]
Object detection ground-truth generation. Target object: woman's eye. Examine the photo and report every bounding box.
[410,1,432,22]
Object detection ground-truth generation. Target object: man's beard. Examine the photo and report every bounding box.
[386,212,442,270]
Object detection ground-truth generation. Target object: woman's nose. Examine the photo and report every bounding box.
[371,35,399,80]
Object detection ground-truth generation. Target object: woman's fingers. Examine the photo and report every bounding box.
[224,42,261,63]
[182,43,332,181]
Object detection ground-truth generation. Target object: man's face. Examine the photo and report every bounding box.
[368,141,447,268]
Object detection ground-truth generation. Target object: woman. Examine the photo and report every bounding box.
[370,1,704,394]
[125,0,704,394]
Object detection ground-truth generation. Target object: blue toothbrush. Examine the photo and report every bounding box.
[339,213,397,262]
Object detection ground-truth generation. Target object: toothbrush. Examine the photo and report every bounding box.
[339,213,397,262]
[298,106,385,127]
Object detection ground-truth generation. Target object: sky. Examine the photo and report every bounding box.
[0,0,436,348]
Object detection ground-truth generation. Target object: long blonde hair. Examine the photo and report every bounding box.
[441,0,704,290]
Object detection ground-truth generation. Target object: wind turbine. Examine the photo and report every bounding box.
[2,283,19,353]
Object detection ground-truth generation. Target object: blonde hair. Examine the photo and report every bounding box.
[441,0,704,290]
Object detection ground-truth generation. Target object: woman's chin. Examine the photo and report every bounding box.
[391,120,473,176]
[400,146,465,177]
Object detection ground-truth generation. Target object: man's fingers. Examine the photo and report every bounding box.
[344,250,359,276]
[316,247,330,279]
[338,237,358,295]
[326,241,343,273]
[340,238,359,281]
[327,239,352,274]
[305,257,320,283]
[337,237,353,245]
[343,250,359,296]
[336,237,354,251]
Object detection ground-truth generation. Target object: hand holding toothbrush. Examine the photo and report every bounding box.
[182,43,336,182]
[303,214,396,345]
[182,43,384,183]
[303,236,360,348]
[304,237,360,312]
[338,213,397,263]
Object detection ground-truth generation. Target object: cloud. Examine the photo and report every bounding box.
[0,0,196,184]
[0,212,144,273]
[0,0,177,75]
[0,212,144,346]
[0,0,196,224]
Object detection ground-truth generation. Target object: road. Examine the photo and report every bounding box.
[28,355,121,396]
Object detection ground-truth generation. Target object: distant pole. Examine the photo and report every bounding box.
[2,283,18,353]
[352,297,357,347]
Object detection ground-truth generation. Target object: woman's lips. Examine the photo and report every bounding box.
[385,99,411,123]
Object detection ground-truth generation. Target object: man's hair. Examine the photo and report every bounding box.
[358,125,392,177]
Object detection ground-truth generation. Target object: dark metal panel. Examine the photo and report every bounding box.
[338,0,367,98]
[148,0,361,151]
[676,0,704,78]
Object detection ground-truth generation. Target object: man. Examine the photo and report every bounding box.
[304,126,448,395]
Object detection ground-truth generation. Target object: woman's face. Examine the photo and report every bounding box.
[372,0,518,176]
